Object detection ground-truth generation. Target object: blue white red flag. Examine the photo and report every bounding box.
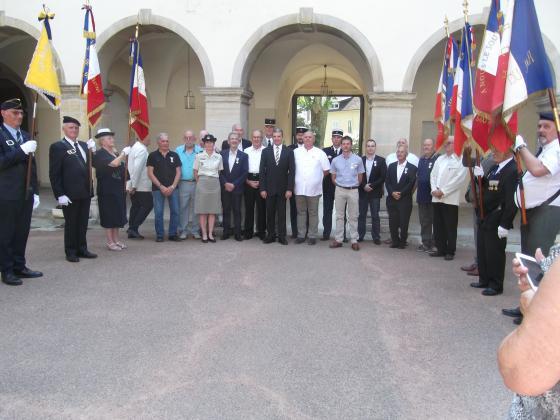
[80,5,104,128]
[434,36,458,150]
[129,37,149,141]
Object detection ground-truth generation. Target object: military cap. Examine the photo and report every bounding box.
[296,126,307,134]
[63,116,81,126]
[539,112,555,122]
[1,98,22,110]
[202,134,217,143]
[332,129,344,137]
[264,118,276,126]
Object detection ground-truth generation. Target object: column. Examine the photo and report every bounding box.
[367,92,416,157]
[200,87,253,142]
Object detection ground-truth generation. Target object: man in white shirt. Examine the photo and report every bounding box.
[293,131,331,245]
[244,130,267,239]
[386,138,419,167]
[127,135,153,239]
[429,136,467,260]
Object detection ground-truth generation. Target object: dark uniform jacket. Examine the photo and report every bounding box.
[416,153,440,204]
[360,155,387,198]
[322,146,341,196]
[259,145,295,195]
[0,124,37,200]
[49,138,92,200]
[385,161,417,205]
[219,150,249,194]
[480,159,518,230]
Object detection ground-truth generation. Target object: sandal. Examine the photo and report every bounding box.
[116,241,127,249]
[106,242,122,251]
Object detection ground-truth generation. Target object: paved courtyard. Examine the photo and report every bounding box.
[0,215,522,419]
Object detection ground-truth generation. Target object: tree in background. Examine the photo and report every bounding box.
[297,96,333,147]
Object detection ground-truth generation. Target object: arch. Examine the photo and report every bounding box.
[96,14,214,86]
[0,14,67,84]
[402,14,560,93]
[231,13,383,92]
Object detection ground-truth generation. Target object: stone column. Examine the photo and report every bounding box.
[200,87,253,142]
[367,92,416,157]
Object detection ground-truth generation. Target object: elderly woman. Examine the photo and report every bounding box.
[498,245,560,418]
[92,128,130,251]
[193,134,223,243]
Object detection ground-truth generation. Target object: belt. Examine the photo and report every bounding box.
[336,185,359,190]
[181,179,196,182]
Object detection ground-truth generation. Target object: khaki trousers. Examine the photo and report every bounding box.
[335,186,359,243]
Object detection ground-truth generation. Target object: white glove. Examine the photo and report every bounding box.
[514,135,527,152]
[86,138,96,151]
[473,166,484,177]
[58,195,72,206]
[33,194,40,210]
[20,140,37,155]
[497,226,509,239]
[122,146,131,156]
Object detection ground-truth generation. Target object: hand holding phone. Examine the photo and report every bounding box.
[515,252,544,291]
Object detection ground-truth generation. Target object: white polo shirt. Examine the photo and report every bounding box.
[516,140,560,208]
[294,146,331,196]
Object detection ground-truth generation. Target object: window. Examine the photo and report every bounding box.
[332,120,340,129]
[348,120,352,134]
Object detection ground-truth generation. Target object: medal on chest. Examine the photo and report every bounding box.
[488,180,499,192]
[5,139,15,146]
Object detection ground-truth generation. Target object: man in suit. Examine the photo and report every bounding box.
[263,118,276,148]
[259,127,295,245]
[49,116,97,262]
[416,138,439,252]
[288,126,307,238]
[358,139,386,244]
[220,132,248,241]
[0,98,42,285]
[322,129,343,241]
[470,148,518,296]
[221,123,251,152]
[244,130,267,240]
[385,145,418,248]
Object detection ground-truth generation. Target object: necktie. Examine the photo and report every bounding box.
[268,139,272,147]
[275,146,280,165]
[16,131,22,144]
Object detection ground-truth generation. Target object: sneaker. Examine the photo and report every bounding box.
[179,232,187,240]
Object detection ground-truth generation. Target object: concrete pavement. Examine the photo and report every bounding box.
[0,224,521,419]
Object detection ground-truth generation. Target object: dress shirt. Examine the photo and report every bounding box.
[396,161,406,182]
[430,153,467,206]
[264,137,273,147]
[128,141,151,191]
[175,144,202,180]
[365,156,375,180]
[516,140,560,208]
[245,146,264,173]
[194,151,223,178]
[294,146,331,196]
[228,149,238,171]
[64,136,86,161]
[330,153,365,187]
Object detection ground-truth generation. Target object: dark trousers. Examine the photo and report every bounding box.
[433,202,459,255]
[418,202,434,247]
[289,195,298,237]
[358,193,380,240]
[128,191,153,232]
[477,220,507,292]
[521,204,560,256]
[62,197,91,257]
[0,196,33,273]
[222,191,243,235]
[244,186,266,236]
[266,193,287,239]
[322,190,335,237]
[386,198,412,245]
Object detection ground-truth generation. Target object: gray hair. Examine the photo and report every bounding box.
[228,132,240,141]
[272,127,283,135]
[252,129,263,137]
[157,132,169,141]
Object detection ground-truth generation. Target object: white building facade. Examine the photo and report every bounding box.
[1,0,559,185]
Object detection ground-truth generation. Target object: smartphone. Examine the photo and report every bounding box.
[515,252,544,291]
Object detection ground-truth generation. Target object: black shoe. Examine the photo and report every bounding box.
[78,250,97,259]
[321,235,330,241]
[14,267,43,278]
[444,254,454,261]
[513,317,523,325]
[278,237,288,245]
[2,272,22,286]
[244,233,253,240]
[308,238,316,245]
[263,237,275,244]
[357,238,364,243]
[256,232,266,240]
[502,307,522,318]
[221,234,230,240]
[373,239,381,245]
[470,282,487,289]
[295,238,306,244]
[156,237,164,242]
[168,236,181,242]
[291,233,298,239]
[429,251,445,257]
[234,234,243,242]
[66,255,80,263]
[482,288,502,296]
[208,237,216,243]
[390,243,399,249]
[201,238,208,243]
[398,244,406,249]
[128,230,144,239]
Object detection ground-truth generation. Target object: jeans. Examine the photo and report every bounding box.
[153,189,179,239]
[178,181,199,235]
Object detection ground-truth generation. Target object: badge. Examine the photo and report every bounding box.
[67,148,76,155]
[235,158,239,165]
[351,163,358,169]
[170,156,174,163]
[404,167,408,174]
[5,139,14,146]
[489,180,499,191]
[428,163,432,169]
[374,161,377,167]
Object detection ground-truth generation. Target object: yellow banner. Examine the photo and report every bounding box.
[24,21,61,110]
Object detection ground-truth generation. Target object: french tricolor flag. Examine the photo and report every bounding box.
[434,36,458,150]
[80,6,105,128]
[454,23,475,156]
[129,37,149,141]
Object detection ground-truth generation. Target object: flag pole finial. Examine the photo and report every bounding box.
[463,0,469,23]
[444,15,449,37]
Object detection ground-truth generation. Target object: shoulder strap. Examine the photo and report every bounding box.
[543,187,560,207]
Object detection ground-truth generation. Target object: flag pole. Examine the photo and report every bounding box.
[25,92,39,199]
[124,22,140,191]
[548,88,560,144]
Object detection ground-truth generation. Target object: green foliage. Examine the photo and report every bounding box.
[297,96,334,147]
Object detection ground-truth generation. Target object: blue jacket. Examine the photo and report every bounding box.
[416,153,439,204]
[0,124,38,200]
[219,149,248,194]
